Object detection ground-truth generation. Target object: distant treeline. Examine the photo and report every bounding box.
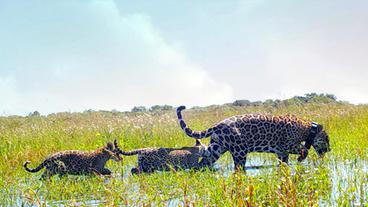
[229,93,341,108]
[131,105,173,113]
[27,93,345,117]
[128,93,343,113]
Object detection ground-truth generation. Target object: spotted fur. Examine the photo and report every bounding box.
[176,106,331,170]
[114,139,208,174]
[24,141,122,179]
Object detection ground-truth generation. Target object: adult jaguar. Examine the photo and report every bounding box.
[24,141,122,179]
[176,106,330,170]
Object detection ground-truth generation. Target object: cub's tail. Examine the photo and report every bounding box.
[176,106,214,139]
[23,160,46,173]
[113,139,146,156]
[115,149,147,156]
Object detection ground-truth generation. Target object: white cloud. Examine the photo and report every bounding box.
[192,0,368,104]
[0,0,233,115]
[1,0,367,116]
[253,1,368,104]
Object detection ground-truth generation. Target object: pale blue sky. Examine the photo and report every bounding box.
[1,0,367,115]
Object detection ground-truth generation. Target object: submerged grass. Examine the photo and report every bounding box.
[0,103,367,206]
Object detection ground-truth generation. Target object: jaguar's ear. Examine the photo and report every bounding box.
[195,139,202,146]
[106,142,114,150]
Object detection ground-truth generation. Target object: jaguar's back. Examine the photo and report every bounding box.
[115,140,207,174]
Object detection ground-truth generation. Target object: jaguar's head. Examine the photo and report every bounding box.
[312,128,331,158]
[103,141,122,162]
[195,139,210,157]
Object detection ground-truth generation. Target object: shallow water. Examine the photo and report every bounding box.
[13,155,368,207]
[328,159,368,206]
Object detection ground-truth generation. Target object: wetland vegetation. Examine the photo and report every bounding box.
[1,94,367,206]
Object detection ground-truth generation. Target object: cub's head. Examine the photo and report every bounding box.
[312,125,331,157]
[103,141,122,162]
[195,139,210,157]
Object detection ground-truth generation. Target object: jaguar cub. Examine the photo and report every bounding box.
[24,141,122,179]
[114,139,208,174]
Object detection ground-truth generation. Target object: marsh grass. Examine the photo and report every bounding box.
[0,103,367,206]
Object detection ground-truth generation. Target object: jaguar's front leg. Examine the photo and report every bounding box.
[297,145,309,162]
[288,144,309,162]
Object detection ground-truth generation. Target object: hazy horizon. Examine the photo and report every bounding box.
[1,0,367,116]
[0,93,354,116]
